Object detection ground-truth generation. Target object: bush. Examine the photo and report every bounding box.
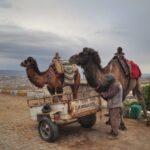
[143,84,150,111]
[124,101,139,107]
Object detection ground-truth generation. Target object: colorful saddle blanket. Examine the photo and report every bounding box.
[52,59,64,74]
[62,61,76,84]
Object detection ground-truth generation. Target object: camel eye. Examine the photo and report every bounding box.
[79,52,83,56]
[28,59,31,62]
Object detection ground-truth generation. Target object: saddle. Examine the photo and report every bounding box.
[52,58,64,75]
[52,59,76,84]
[113,55,130,77]
[113,56,141,80]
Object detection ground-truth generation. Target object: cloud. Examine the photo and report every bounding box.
[0,0,12,8]
[0,0,150,73]
[0,24,82,70]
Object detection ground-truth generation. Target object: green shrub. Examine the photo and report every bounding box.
[124,101,139,107]
[143,84,150,111]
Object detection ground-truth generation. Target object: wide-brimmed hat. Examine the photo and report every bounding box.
[115,47,125,55]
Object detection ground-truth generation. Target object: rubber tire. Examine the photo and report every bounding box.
[38,117,59,142]
[78,114,96,128]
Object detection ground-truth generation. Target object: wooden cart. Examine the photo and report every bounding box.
[27,90,102,142]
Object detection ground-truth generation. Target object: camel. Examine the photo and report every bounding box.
[69,47,150,128]
[20,57,80,99]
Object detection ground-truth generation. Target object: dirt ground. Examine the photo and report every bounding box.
[0,94,150,150]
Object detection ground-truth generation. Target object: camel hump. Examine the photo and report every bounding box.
[112,55,141,80]
[112,54,130,77]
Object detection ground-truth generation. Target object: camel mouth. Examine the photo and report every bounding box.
[69,56,74,64]
[20,61,26,67]
[69,54,79,65]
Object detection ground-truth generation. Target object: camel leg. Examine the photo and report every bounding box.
[72,70,80,99]
[119,108,127,130]
[56,87,63,100]
[105,110,110,125]
[47,86,55,95]
[70,85,78,99]
[56,87,63,94]
[105,118,111,125]
[119,95,127,130]
[105,116,110,125]
[135,81,150,125]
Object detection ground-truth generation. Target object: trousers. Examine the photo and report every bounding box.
[109,107,121,135]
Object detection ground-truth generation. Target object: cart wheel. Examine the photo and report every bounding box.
[38,117,59,142]
[78,114,96,128]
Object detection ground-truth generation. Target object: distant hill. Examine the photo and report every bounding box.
[0,70,25,76]
[142,74,150,79]
[0,69,150,79]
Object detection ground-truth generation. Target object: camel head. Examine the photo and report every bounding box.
[20,57,37,68]
[69,47,101,67]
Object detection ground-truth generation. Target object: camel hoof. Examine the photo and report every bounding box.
[119,125,127,131]
[105,120,110,125]
[146,121,150,126]
[104,113,109,117]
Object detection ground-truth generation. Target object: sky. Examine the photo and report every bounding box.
[0,0,150,73]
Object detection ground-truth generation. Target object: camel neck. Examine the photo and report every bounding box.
[26,67,45,88]
[82,61,104,88]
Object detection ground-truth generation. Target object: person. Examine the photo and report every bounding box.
[52,52,61,63]
[114,47,125,57]
[51,52,64,75]
[114,47,130,77]
[100,74,123,139]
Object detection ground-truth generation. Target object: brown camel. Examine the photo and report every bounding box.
[20,57,80,99]
[69,47,150,128]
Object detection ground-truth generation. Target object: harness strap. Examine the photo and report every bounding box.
[95,84,100,92]
[123,76,131,100]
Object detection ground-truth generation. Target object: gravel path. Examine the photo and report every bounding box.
[0,94,150,150]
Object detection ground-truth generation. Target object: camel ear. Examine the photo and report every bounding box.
[28,57,34,62]
[27,57,32,61]
[83,47,89,55]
